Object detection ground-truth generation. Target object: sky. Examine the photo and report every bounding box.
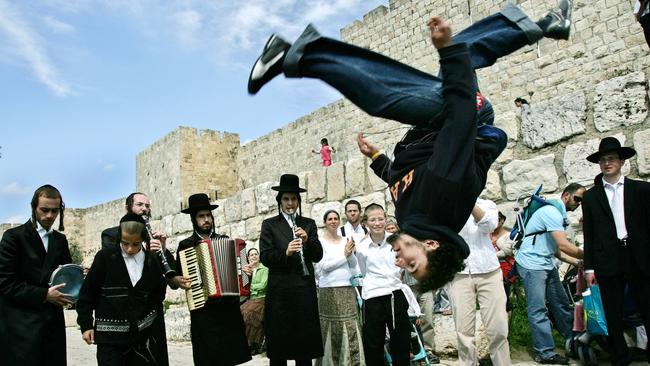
[0,0,388,224]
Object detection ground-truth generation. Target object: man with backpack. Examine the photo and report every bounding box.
[514,183,585,364]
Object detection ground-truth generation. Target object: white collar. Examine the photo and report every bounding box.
[121,246,145,264]
[35,220,54,237]
[602,175,625,188]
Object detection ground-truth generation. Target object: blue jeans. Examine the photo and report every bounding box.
[518,265,574,360]
[283,3,543,127]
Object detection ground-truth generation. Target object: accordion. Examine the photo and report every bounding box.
[178,237,251,310]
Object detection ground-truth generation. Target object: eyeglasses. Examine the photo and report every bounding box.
[573,196,583,203]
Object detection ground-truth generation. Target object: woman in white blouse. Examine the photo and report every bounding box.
[316,210,364,366]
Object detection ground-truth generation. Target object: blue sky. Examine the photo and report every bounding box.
[0,0,387,223]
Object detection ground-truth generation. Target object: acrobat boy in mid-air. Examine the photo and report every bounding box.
[248,1,573,291]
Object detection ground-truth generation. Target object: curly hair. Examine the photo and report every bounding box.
[417,241,466,293]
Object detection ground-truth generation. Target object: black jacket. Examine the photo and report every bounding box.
[259,214,324,359]
[370,44,502,256]
[583,174,650,276]
[76,247,167,346]
[175,232,252,366]
[0,221,71,366]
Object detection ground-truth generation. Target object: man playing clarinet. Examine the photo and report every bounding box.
[259,174,323,366]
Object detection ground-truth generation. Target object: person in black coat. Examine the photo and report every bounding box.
[101,192,152,250]
[77,213,170,366]
[260,174,324,366]
[582,137,650,365]
[0,185,72,366]
[175,193,251,366]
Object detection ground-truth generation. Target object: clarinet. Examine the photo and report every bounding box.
[289,214,310,277]
[142,215,177,279]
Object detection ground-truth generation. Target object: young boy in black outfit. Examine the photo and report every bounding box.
[248,1,573,291]
[77,213,169,365]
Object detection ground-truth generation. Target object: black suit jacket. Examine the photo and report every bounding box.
[583,175,650,276]
[0,221,71,365]
[259,214,323,289]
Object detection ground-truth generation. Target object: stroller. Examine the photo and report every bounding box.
[562,263,645,365]
[350,275,431,366]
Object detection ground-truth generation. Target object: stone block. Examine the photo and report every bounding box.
[326,162,346,201]
[224,193,242,222]
[240,188,256,219]
[345,158,367,198]
[213,199,226,227]
[368,163,388,192]
[634,129,650,175]
[255,182,277,214]
[520,92,587,149]
[306,169,326,203]
[162,215,174,236]
[563,134,630,186]
[165,306,191,341]
[495,110,518,141]
[311,202,344,228]
[482,169,502,201]
[594,71,647,132]
[172,213,193,236]
[245,215,264,241]
[230,220,246,239]
[502,154,559,200]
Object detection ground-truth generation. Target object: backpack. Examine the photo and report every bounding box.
[510,184,568,250]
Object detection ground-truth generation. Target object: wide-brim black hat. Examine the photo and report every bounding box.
[181,193,219,214]
[586,136,636,163]
[271,174,306,193]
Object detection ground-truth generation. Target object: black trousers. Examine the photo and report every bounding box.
[362,290,411,366]
[269,359,311,366]
[598,247,650,365]
[97,343,160,366]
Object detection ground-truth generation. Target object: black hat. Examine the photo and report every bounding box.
[181,193,219,214]
[271,174,306,193]
[120,212,146,225]
[586,137,636,163]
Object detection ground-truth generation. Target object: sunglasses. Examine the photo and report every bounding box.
[573,196,583,203]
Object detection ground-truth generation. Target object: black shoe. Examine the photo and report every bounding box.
[536,353,570,365]
[247,34,290,94]
[543,0,573,40]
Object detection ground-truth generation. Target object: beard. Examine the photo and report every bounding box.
[195,224,212,235]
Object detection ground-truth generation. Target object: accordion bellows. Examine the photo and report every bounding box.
[179,237,251,310]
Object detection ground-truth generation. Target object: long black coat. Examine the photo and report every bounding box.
[0,221,72,366]
[176,233,251,366]
[259,214,323,360]
[583,175,650,276]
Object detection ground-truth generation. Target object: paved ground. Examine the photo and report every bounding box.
[67,327,647,365]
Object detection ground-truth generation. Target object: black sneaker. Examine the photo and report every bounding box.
[543,0,573,40]
[247,34,291,94]
[536,353,570,365]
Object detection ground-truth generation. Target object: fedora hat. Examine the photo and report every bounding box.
[271,174,306,193]
[181,193,219,214]
[586,137,636,163]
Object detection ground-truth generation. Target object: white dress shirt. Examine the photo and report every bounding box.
[318,236,360,287]
[603,175,627,240]
[338,222,367,243]
[121,247,145,286]
[355,233,402,300]
[35,221,53,253]
[458,199,500,274]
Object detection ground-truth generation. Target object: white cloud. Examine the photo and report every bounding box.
[1,182,30,195]
[172,9,202,46]
[43,16,75,34]
[0,0,71,96]
[4,215,26,224]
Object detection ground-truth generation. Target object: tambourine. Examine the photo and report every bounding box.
[49,264,84,303]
